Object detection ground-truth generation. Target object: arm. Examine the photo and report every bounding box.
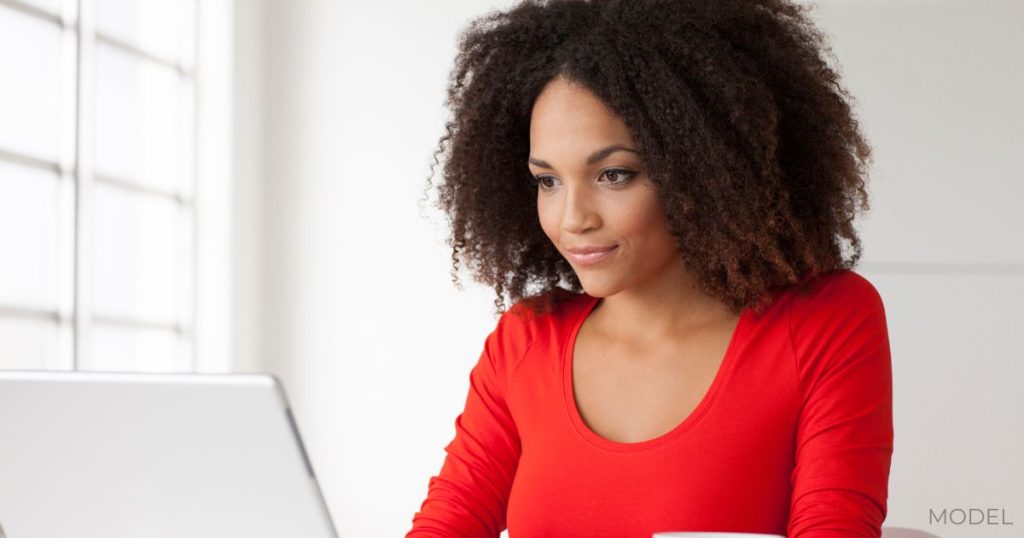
[406,310,530,537]
[787,271,895,537]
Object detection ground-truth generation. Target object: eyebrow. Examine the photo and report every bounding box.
[528,144,640,169]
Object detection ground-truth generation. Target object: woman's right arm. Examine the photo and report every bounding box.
[406,310,531,537]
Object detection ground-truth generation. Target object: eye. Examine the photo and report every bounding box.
[532,175,559,191]
[531,169,636,191]
[600,168,636,185]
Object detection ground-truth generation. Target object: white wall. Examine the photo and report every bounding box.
[196,0,234,374]
[232,1,522,535]
[232,1,1023,536]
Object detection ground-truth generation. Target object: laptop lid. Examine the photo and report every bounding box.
[0,370,338,538]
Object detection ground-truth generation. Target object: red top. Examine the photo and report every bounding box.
[407,269,893,537]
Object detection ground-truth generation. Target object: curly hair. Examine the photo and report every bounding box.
[420,0,873,318]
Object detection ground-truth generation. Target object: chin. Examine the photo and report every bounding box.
[576,277,620,299]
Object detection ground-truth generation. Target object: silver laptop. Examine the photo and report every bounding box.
[0,370,338,538]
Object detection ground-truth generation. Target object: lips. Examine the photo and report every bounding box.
[565,245,618,255]
[565,245,618,266]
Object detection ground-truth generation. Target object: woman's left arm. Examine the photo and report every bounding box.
[787,271,895,538]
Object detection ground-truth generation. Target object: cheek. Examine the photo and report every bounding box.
[612,193,667,237]
[537,198,558,241]
[616,197,679,261]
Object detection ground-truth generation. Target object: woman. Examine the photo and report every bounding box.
[408,0,892,536]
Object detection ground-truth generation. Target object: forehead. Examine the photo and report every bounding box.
[529,78,635,150]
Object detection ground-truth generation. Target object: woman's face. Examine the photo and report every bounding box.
[529,76,683,298]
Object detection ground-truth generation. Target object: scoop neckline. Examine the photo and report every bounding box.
[561,292,751,452]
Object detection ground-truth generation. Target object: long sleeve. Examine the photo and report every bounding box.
[786,272,895,537]
[406,309,531,537]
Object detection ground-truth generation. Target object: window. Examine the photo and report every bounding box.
[0,0,200,372]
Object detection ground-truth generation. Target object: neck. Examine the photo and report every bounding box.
[591,260,735,345]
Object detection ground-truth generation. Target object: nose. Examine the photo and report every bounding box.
[560,180,600,234]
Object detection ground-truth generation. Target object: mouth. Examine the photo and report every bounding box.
[565,245,618,266]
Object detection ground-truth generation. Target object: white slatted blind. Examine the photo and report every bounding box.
[0,0,198,372]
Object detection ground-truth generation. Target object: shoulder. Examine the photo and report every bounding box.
[506,287,588,321]
[788,268,886,321]
[785,269,891,373]
[478,289,588,381]
[494,288,589,348]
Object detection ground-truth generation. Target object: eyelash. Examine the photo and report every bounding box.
[532,169,636,191]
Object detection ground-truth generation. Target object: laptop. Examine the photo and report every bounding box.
[0,370,338,538]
